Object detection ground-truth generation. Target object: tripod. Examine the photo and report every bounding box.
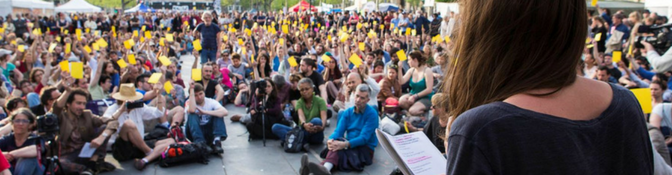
[259,95,267,147]
[33,134,64,175]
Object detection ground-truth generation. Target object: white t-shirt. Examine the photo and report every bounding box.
[103,103,165,143]
[652,103,672,129]
[185,98,225,125]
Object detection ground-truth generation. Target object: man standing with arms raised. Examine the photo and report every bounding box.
[194,11,222,64]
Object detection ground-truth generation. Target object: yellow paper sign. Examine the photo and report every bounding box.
[594,33,602,42]
[60,61,69,72]
[158,56,171,66]
[64,43,71,54]
[279,38,285,45]
[591,0,598,6]
[192,69,202,81]
[166,34,174,42]
[133,30,138,38]
[397,50,407,61]
[164,81,174,94]
[55,37,61,42]
[96,39,108,48]
[612,51,622,63]
[128,54,137,64]
[359,42,365,51]
[242,47,247,55]
[445,36,451,43]
[356,23,362,29]
[349,54,363,67]
[222,35,229,41]
[193,39,202,51]
[405,29,411,36]
[288,56,298,67]
[380,25,384,30]
[167,27,171,32]
[117,59,128,69]
[322,54,332,63]
[86,28,90,33]
[124,39,134,49]
[92,43,100,51]
[140,37,145,43]
[148,73,162,84]
[631,88,652,113]
[70,62,83,79]
[411,29,416,36]
[145,31,152,39]
[10,40,16,45]
[76,29,82,39]
[32,28,41,36]
[238,39,244,46]
[84,46,92,53]
[327,35,332,41]
[628,44,634,56]
[282,25,289,34]
[340,33,349,42]
[245,28,252,36]
[17,45,24,52]
[141,25,146,31]
[160,38,165,46]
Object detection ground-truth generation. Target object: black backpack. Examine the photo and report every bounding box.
[283,127,305,153]
[159,142,210,167]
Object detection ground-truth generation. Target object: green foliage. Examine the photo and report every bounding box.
[84,0,137,9]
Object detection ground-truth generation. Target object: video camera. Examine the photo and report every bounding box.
[254,79,267,97]
[36,113,59,141]
[635,23,672,54]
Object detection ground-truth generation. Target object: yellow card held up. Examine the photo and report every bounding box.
[631,88,652,113]
[17,45,24,52]
[405,29,411,36]
[349,54,363,67]
[145,31,152,39]
[322,54,332,63]
[327,35,332,41]
[359,42,366,51]
[84,46,92,53]
[245,28,252,36]
[160,38,165,46]
[148,73,162,84]
[238,39,244,46]
[192,69,202,81]
[92,43,100,51]
[397,50,407,61]
[128,54,137,64]
[612,51,622,63]
[166,34,174,42]
[282,25,289,34]
[96,39,108,48]
[158,56,171,66]
[76,29,82,39]
[86,28,90,33]
[591,0,598,6]
[288,56,298,67]
[222,35,229,41]
[70,62,83,79]
[594,33,602,42]
[60,61,69,72]
[141,25,146,31]
[279,38,285,45]
[411,29,416,36]
[193,39,202,51]
[64,43,71,54]
[164,81,174,94]
[124,39,134,49]
[117,59,128,68]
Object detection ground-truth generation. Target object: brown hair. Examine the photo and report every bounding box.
[444,0,587,128]
[409,51,426,66]
[231,53,241,60]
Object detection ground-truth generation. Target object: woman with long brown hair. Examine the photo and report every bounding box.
[443,0,652,174]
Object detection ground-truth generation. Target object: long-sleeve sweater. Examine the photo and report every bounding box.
[377,77,401,102]
[330,104,379,150]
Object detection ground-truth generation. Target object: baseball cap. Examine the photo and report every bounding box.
[0,49,12,58]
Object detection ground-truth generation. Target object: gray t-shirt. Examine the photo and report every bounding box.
[652,103,672,129]
[227,63,248,78]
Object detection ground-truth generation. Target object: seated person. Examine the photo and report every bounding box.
[272,78,327,146]
[30,86,60,116]
[0,97,29,136]
[102,84,167,163]
[245,78,288,139]
[322,55,342,104]
[423,93,448,153]
[333,72,380,114]
[228,53,249,84]
[184,83,229,154]
[0,108,43,174]
[14,80,39,108]
[377,64,402,110]
[54,86,118,174]
[398,51,434,116]
[302,84,379,175]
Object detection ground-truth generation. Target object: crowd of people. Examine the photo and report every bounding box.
[0,0,669,174]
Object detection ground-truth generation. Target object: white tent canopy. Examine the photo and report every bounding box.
[646,0,672,19]
[12,0,54,9]
[55,0,101,13]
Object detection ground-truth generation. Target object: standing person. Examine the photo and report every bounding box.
[194,11,222,64]
[444,0,653,174]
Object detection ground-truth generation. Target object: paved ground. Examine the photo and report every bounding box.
[101,55,395,175]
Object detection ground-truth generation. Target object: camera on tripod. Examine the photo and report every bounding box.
[254,79,267,97]
[36,113,59,140]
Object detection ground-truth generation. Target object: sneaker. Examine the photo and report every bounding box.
[134,159,147,171]
[302,143,310,152]
[300,154,309,175]
[80,170,94,175]
[308,162,332,175]
[230,115,242,122]
[97,161,116,172]
[212,141,224,154]
[326,120,331,127]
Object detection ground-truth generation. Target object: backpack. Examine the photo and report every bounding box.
[283,127,305,153]
[158,127,210,167]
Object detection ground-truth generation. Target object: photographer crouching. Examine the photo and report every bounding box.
[52,76,119,174]
[245,78,289,140]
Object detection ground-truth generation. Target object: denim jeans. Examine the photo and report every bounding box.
[200,49,217,64]
[186,113,227,144]
[12,158,45,175]
[272,118,323,144]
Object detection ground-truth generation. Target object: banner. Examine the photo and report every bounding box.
[172,5,189,11]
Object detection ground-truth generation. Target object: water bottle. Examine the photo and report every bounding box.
[287,134,295,147]
[283,104,291,121]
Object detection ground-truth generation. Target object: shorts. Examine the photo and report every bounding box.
[416,98,431,109]
[112,137,145,161]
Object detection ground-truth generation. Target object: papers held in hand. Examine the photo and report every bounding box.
[376,129,446,175]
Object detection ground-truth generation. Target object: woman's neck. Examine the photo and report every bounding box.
[655,97,664,103]
[304,96,313,103]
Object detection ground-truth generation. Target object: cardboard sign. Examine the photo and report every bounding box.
[148,73,162,84]
[128,54,137,64]
[70,62,83,79]
[192,69,202,81]
[397,50,407,61]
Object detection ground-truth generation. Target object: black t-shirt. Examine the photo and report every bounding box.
[305,71,325,95]
[446,84,653,174]
[423,116,445,154]
[0,133,39,166]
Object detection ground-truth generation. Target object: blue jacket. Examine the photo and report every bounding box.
[608,23,630,43]
[330,104,379,150]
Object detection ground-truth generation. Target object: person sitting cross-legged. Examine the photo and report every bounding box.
[272,78,328,147]
[301,84,379,175]
[183,83,229,154]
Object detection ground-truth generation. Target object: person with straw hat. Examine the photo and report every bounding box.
[103,83,168,168]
